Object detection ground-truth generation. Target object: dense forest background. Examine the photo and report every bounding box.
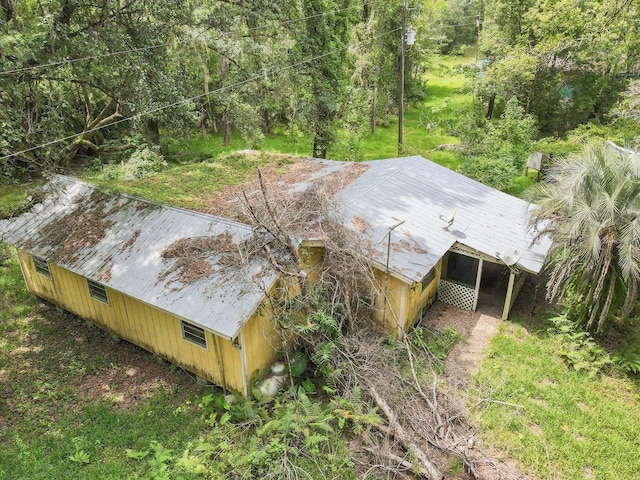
[2,2,640,479]
[1,0,639,178]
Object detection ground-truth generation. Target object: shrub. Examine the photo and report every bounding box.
[547,314,613,377]
[457,154,520,190]
[123,146,168,180]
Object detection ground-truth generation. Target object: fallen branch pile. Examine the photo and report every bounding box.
[232,159,531,479]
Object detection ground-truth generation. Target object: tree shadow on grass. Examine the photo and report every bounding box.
[0,299,206,435]
[507,272,560,338]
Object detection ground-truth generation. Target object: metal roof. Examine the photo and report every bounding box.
[334,156,551,282]
[0,175,278,340]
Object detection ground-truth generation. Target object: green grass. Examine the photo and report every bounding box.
[163,128,314,165]
[0,181,39,218]
[85,151,293,209]
[0,253,208,480]
[150,56,473,169]
[475,320,640,480]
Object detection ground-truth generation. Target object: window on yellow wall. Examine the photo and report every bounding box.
[181,320,207,348]
[33,256,51,277]
[87,279,109,304]
[421,268,435,292]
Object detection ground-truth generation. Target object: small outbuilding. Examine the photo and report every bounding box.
[0,175,283,395]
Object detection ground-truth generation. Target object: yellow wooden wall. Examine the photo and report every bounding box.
[404,260,442,331]
[299,244,324,282]
[373,269,405,333]
[372,260,442,335]
[18,251,245,393]
[241,297,283,391]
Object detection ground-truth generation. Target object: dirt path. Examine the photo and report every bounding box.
[453,314,501,375]
[421,302,502,376]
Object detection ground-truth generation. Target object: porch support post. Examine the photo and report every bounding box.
[472,258,483,311]
[502,270,516,320]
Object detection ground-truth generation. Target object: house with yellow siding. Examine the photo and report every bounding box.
[330,155,551,333]
[1,156,552,391]
[0,175,283,395]
[266,155,550,335]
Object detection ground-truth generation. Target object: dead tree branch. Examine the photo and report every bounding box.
[369,386,444,480]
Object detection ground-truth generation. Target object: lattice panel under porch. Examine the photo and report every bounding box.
[438,279,475,311]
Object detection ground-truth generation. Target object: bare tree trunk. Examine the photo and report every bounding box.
[201,61,211,130]
[220,54,231,146]
[486,94,496,120]
[369,387,444,480]
[223,110,231,146]
[371,64,380,133]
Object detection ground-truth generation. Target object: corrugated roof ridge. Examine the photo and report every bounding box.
[55,175,254,232]
[340,156,424,206]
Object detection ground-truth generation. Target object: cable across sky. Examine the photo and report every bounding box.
[0,27,401,162]
[0,1,374,77]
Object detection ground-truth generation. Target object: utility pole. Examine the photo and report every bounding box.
[398,0,407,154]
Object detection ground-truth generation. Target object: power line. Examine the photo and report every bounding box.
[437,22,478,28]
[0,2,373,77]
[0,27,401,162]
[0,42,175,76]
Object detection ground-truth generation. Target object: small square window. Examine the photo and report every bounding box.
[181,321,207,348]
[421,268,435,291]
[87,279,109,304]
[33,256,51,277]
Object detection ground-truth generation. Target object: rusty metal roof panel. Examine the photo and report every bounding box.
[336,156,551,281]
[0,175,277,339]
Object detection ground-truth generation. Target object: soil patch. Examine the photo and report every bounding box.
[199,155,369,225]
[0,303,205,433]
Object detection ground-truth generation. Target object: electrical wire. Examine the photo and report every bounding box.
[0,1,373,76]
[0,42,175,76]
[0,27,401,162]
[437,22,478,28]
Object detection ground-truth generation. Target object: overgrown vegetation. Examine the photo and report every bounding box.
[3,14,640,474]
[476,318,640,480]
[530,143,640,333]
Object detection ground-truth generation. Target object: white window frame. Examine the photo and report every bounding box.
[33,256,51,277]
[181,320,208,349]
[87,279,109,304]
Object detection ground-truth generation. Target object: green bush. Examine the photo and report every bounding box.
[457,154,520,190]
[123,146,168,180]
[547,314,613,377]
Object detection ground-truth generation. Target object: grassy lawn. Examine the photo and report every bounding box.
[85,151,285,209]
[147,55,472,169]
[0,182,40,218]
[475,317,640,480]
[358,58,470,168]
[0,253,208,480]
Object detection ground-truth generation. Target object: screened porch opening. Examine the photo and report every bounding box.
[437,252,479,311]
